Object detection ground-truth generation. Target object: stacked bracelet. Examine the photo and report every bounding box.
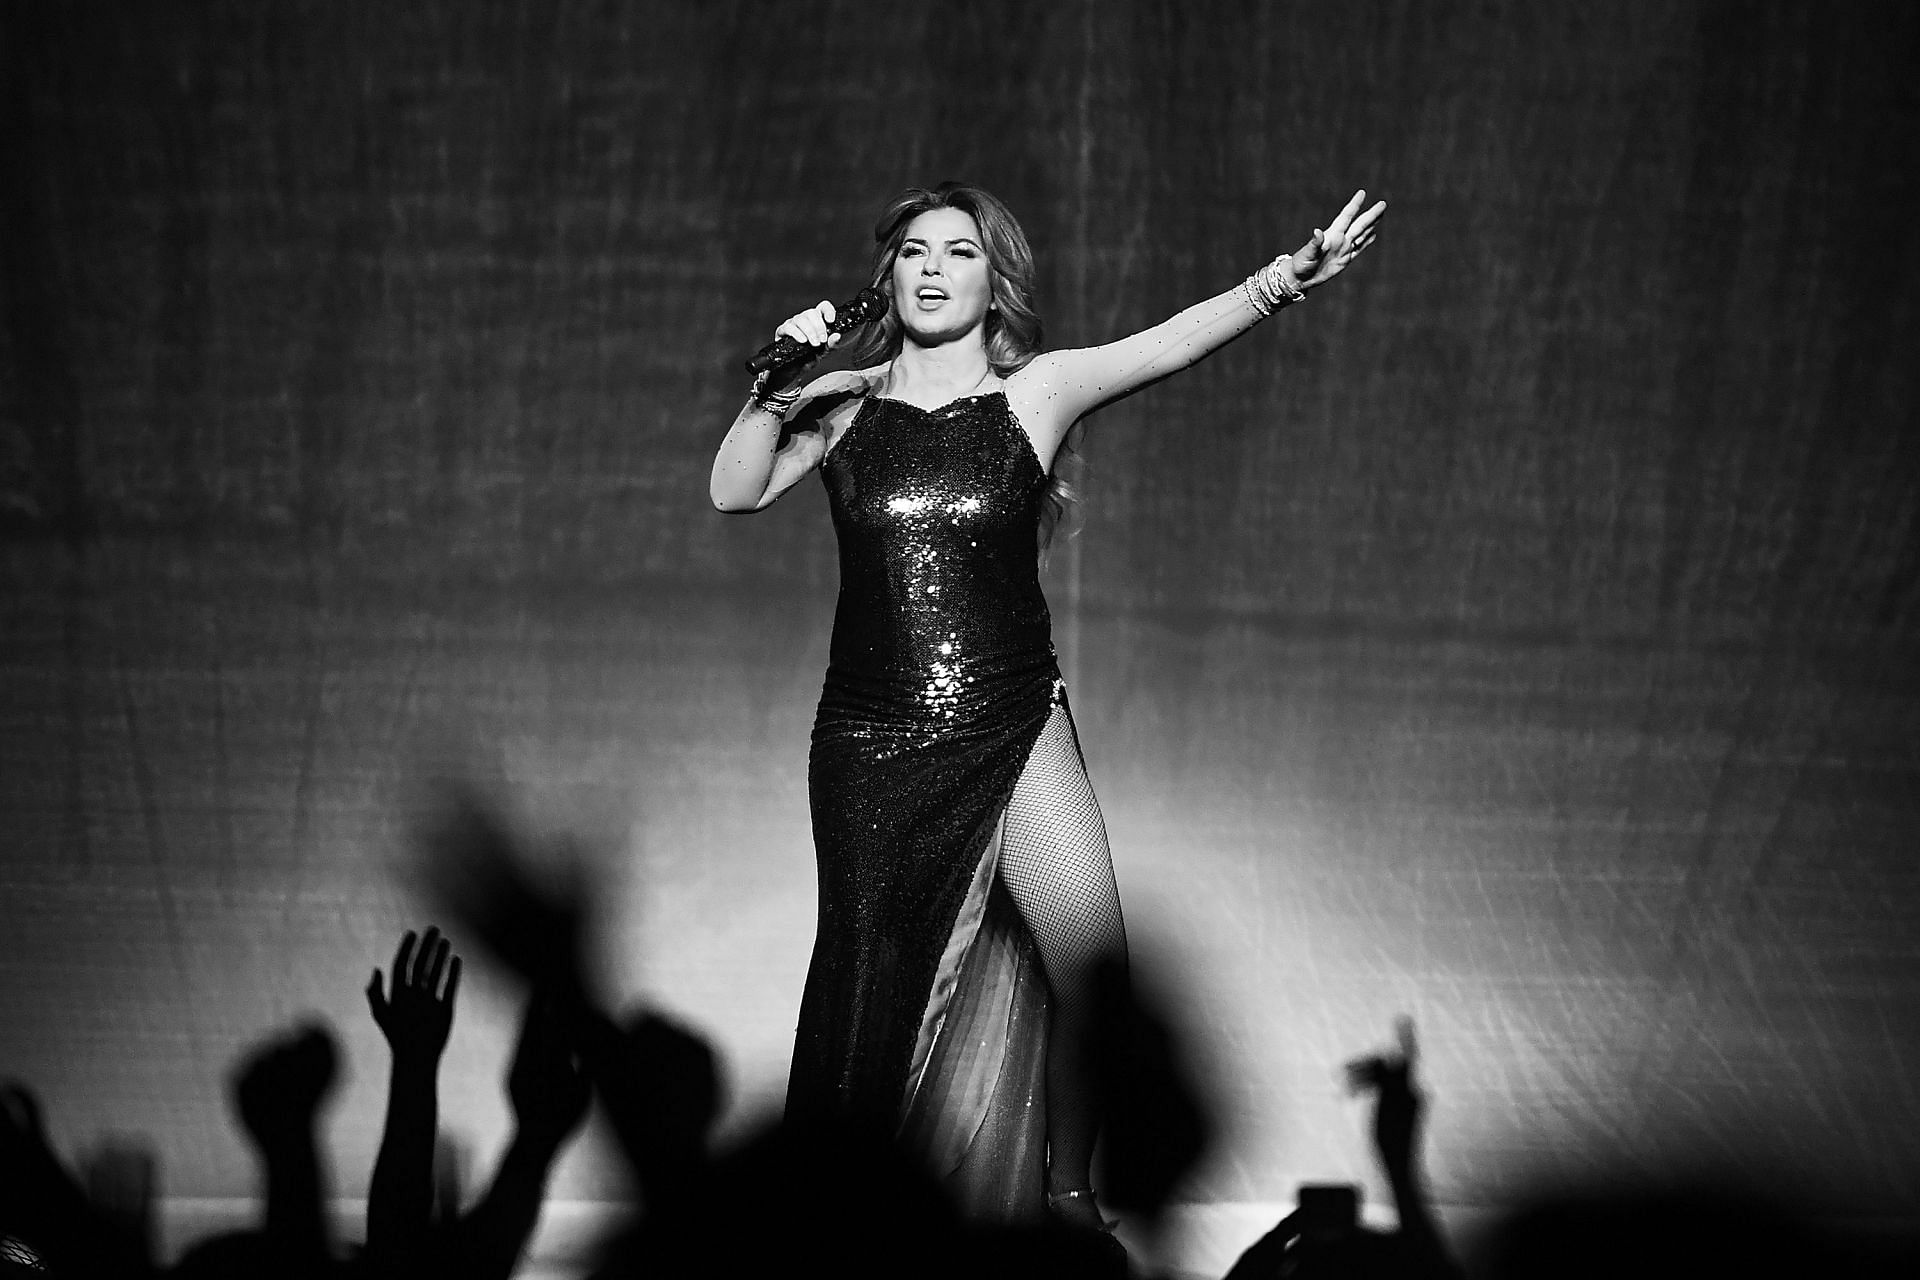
[750,374,802,417]
[1240,253,1308,318]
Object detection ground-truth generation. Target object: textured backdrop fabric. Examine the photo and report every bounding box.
[2,0,1917,1222]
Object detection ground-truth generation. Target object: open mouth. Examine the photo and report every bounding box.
[914,288,949,304]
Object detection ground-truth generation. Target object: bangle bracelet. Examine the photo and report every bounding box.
[1241,253,1307,319]
[750,374,801,417]
[1239,277,1272,320]
[1266,254,1308,305]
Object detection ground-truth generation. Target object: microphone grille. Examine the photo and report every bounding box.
[850,287,887,325]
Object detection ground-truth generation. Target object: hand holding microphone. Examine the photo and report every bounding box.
[746,287,888,384]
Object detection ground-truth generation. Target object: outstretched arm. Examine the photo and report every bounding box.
[1011,190,1385,461]
[446,993,589,1280]
[365,927,461,1268]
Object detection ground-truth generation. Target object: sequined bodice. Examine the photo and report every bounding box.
[820,391,1055,721]
[797,388,1067,1134]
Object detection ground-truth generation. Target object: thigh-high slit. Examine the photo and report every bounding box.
[893,696,1125,1219]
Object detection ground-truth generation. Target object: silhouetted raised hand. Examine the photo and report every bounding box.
[230,1024,341,1274]
[234,1024,340,1149]
[366,927,462,1064]
[1344,1017,1461,1280]
[445,993,591,1280]
[506,993,591,1144]
[1344,1015,1423,1179]
[413,783,588,1003]
[365,927,462,1270]
[1226,1020,1462,1280]
[588,1010,721,1216]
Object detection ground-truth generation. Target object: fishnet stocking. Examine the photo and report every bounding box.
[997,703,1127,1197]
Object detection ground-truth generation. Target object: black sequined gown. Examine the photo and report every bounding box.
[788,389,1060,1215]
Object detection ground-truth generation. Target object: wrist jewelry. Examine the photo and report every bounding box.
[1240,253,1307,318]
[750,374,801,417]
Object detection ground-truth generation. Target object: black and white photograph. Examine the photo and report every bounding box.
[2,2,1915,1276]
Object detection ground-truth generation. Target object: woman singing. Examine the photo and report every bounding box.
[710,183,1385,1229]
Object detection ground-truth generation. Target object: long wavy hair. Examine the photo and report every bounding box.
[839,181,1079,546]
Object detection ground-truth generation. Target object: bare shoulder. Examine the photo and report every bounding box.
[799,364,884,449]
[800,364,884,399]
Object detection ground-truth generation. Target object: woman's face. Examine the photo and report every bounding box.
[890,207,995,347]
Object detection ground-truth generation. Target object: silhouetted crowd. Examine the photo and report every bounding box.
[3,791,1911,1278]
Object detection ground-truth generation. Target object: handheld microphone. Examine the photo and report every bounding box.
[745,287,889,376]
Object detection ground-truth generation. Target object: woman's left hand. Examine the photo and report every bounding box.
[1287,189,1387,290]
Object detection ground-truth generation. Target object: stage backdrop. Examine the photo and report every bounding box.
[3,0,1916,1249]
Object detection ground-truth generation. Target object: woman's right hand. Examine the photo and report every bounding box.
[763,299,841,391]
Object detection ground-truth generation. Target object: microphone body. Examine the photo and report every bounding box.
[745,287,889,377]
